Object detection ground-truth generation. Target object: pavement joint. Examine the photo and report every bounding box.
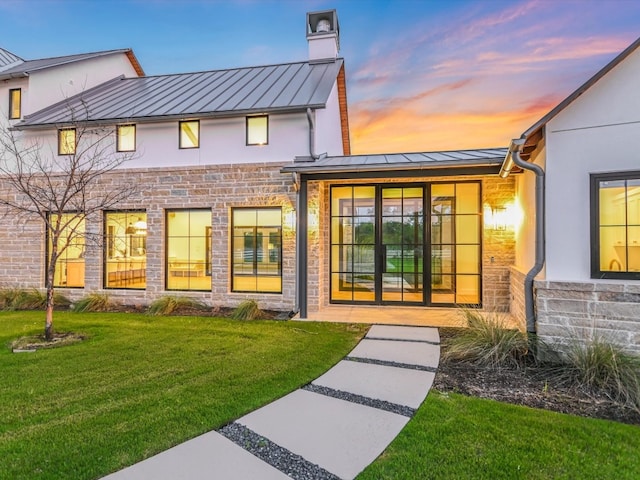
[303,383,416,417]
[345,356,438,373]
[365,336,440,345]
[219,422,339,480]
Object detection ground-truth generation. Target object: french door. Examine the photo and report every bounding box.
[330,182,481,306]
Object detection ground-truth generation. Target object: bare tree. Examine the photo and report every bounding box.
[0,118,138,340]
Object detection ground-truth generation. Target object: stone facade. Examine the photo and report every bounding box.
[535,280,640,354]
[0,162,298,312]
[509,266,527,331]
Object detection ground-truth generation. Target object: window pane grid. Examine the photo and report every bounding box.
[166,209,211,290]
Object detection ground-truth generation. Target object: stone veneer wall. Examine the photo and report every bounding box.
[308,174,516,312]
[535,280,640,355]
[508,266,527,331]
[0,162,298,312]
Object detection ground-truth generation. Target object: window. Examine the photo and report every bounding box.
[117,125,136,152]
[105,211,147,289]
[58,128,76,155]
[591,171,640,279]
[232,208,282,293]
[9,88,21,119]
[166,209,211,290]
[47,213,85,288]
[179,120,199,149]
[246,115,268,145]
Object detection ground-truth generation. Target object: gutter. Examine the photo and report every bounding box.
[501,138,545,334]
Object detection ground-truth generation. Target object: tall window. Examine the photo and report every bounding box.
[232,208,282,293]
[179,120,199,149]
[246,115,268,145]
[591,171,640,279]
[58,128,76,155]
[116,125,136,152]
[47,213,85,288]
[105,211,147,289]
[166,209,211,290]
[9,88,21,119]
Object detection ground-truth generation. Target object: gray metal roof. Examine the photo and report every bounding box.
[0,48,136,80]
[0,48,23,70]
[282,147,508,174]
[17,58,345,128]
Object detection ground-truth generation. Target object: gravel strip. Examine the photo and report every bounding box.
[219,422,340,480]
[303,383,415,417]
[365,336,440,345]
[345,356,438,372]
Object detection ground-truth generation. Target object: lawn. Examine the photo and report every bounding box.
[0,311,367,480]
[358,389,640,480]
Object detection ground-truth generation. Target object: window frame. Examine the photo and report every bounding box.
[104,210,147,290]
[46,212,86,288]
[179,120,200,149]
[9,88,21,120]
[165,208,212,291]
[231,206,283,294]
[590,170,640,280]
[116,124,136,152]
[246,115,269,146]
[58,128,77,155]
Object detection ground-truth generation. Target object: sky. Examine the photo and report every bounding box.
[2,0,640,155]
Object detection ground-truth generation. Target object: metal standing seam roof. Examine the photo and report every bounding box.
[16,58,345,129]
[281,148,509,174]
[0,48,23,70]
[0,48,138,80]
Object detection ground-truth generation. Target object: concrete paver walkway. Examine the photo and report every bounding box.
[102,324,440,480]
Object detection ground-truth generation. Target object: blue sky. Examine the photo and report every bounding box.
[2,0,640,154]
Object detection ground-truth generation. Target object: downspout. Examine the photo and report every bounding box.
[306,108,320,160]
[502,138,545,334]
[290,172,300,318]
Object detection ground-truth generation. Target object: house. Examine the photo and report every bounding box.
[0,10,638,352]
[502,37,640,353]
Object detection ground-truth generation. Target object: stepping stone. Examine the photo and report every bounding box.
[366,325,440,344]
[313,360,434,409]
[348,338,440,369]
[238,389,408,480]
[101,431,290,480]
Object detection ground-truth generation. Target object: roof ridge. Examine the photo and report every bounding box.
[23,48,131,63]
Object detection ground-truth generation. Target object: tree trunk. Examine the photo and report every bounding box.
[45,255,57,341]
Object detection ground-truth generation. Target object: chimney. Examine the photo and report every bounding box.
[306,9,339,62]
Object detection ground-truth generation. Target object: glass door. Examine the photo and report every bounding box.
[380,187,425,304]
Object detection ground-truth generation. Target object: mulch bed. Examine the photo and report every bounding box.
[434,329,640,426]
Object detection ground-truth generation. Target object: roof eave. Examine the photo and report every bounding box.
[281,158,504,174]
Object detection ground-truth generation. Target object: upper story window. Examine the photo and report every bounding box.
[116,124,136,152]
[179,120,199,149]
[9,89,21,119]
[591,171,640,279]
[246,115,268,145]
[58,128,76,155]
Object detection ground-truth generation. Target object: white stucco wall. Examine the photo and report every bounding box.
[315,81,344,156]
[27,53,139,113]
[19,111,312,169]
[544,46,640,281]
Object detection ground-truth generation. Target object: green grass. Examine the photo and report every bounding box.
[358,390,640,480]
[0,311,367,480]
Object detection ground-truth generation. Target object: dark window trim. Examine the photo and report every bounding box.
[58,128,76,156]
[179,120,200,149]
[116,124,136,152]
[45,211,85,289]
[165,208,212,291]
[590,170,640,280]
[246,115,269,146]
[231,206,283,294]
[9,88,21,120]
[103,210,147,290]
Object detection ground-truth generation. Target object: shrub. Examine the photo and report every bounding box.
[72,293,113,313]
[443,309,532,369]
[146,296,207,316]
[0,288,70,310]
[231,300,263,321]
[546,336,640,412]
